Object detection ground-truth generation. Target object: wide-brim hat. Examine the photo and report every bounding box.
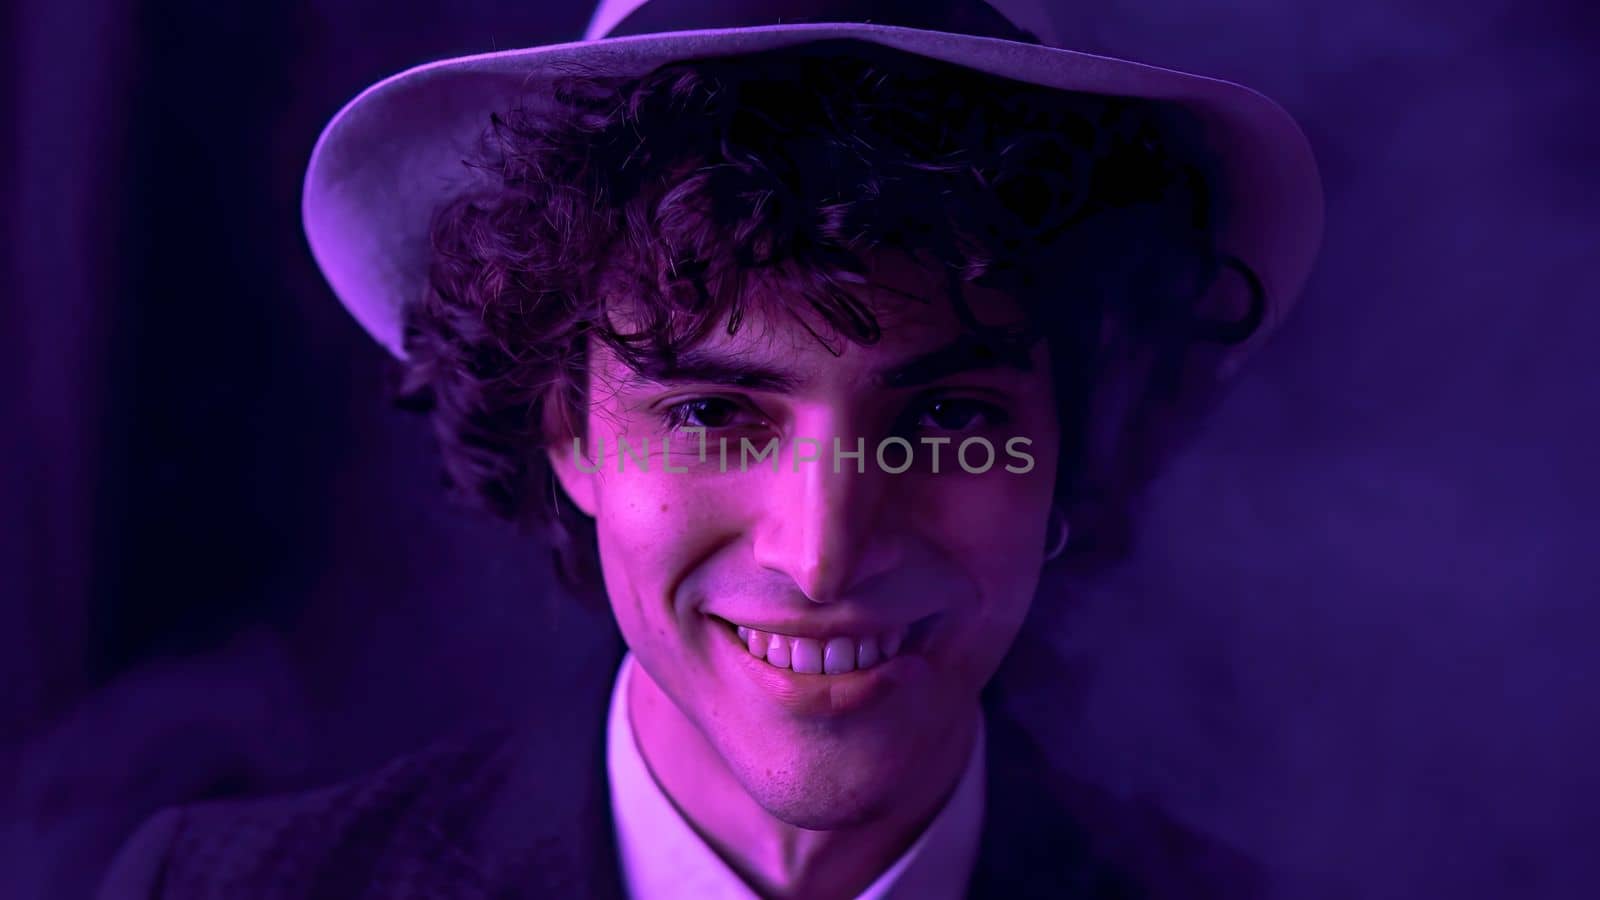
[303,0,1323,376]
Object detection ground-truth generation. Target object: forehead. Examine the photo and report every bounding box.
[592,251,1041,390]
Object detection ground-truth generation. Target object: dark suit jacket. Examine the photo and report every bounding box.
[98,636,1266,899]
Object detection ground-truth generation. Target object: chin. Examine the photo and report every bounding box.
[725,737,912,831]
[743,778,895,831]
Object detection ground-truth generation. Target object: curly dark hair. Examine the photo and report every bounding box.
[395,39,1263,605]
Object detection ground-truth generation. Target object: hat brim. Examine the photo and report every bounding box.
[303,23,1323,372]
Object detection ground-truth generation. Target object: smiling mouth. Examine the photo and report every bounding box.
[713,615,936,676]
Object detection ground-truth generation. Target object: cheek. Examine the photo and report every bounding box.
[951,483,1051,604]
[591,470,737,638]
[906,455,1057,670]
[920,440,1057,578]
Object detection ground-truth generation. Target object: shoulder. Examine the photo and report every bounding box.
[977,759,1269,899]
[977,704,1270,899]
[96,728,521,899]
[975,632,1272,899]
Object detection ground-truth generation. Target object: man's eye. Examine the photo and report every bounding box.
[661,397,755,431]
[911,397,1008,433]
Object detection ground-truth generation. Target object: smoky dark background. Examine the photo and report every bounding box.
[4,1,1597,898]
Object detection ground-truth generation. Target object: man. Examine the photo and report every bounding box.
[100,1,1322,897]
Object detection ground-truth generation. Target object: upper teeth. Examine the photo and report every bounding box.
[734,624,907,674]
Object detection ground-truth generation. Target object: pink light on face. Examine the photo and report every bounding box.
[547,251,1061,839]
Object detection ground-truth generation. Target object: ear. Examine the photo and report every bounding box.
[546,430,600,519]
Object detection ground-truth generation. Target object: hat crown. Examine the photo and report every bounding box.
[585,0,1062,45]
[302,0,1323,364]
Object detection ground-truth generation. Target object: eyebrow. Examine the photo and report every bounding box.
[628,349,802,392]
[878,334,1037,388]
[624,334,1035,392]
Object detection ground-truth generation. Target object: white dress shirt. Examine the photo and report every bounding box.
[606,652,986,900]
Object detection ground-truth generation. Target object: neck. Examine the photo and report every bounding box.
[626,659,979,900]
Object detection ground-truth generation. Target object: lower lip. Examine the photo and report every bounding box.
[710,615,935,717]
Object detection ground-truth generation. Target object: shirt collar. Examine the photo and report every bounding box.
[605,652,986,900]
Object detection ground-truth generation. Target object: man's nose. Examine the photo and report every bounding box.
[750,438,902,605]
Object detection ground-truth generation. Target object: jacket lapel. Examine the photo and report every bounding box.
[968,630,1266,899]
[418,640,628,900]
[968,702,1143,898]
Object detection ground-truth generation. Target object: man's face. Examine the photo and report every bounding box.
[550,254,1061,829]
